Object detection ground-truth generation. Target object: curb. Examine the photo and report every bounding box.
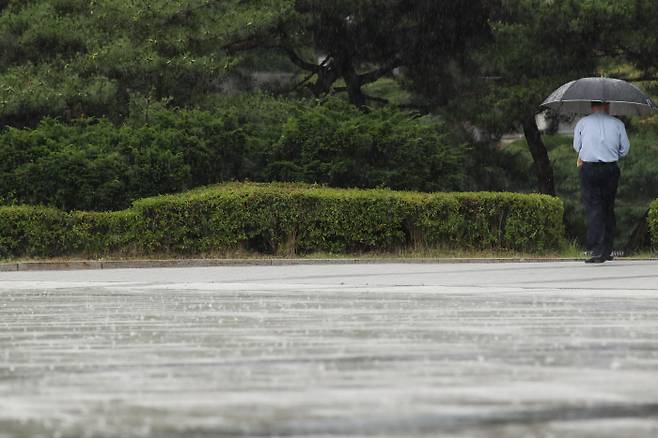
[3,257,653,272]
[1,258,655,273]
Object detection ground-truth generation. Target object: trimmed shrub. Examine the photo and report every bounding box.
[0,96,498,212]
[649,199,658,250]
[69,210,141,255]
[266,99,465,192]
[0,205,72,258]
[0,183,564,259]
[0,118,191,211]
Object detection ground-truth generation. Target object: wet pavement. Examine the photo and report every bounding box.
[1,261,657,437]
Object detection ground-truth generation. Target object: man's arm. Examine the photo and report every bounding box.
[573,119,583,154]
[619,123,630,157]
[574,119,584,167]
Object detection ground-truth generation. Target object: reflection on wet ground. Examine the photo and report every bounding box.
[1,262,657,437]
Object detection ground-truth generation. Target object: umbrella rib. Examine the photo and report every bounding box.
[544,99,654,105]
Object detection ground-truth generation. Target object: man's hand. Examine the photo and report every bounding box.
[577,158,584,168]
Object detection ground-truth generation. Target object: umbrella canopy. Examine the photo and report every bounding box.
[541,77,658,116]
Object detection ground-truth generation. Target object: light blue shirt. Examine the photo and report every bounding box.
[573,112,630,162]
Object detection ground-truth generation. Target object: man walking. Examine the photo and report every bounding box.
[573,101,630,264]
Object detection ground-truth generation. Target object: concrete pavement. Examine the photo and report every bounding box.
[1,261,657,437]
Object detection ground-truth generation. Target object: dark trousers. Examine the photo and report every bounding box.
[580,162,620,257]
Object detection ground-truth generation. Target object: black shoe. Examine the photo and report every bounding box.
[585,256,606,264]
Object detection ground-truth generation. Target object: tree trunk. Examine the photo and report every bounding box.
[345,75,366,108]
[522,115,556,196]
[342,59,367,108]
[309,64,339,97]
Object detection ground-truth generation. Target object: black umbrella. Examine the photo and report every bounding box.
[541,77,658,116]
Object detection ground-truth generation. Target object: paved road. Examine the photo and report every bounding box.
[1,261,657,437]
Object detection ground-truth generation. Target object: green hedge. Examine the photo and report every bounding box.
[0,96,473,211]
[0,183,565,259]
[649,199,658,250]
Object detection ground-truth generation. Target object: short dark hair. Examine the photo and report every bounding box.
[591,101,608,107]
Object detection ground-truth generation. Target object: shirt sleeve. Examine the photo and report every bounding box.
[573,119,583,154]
[618,122,630,157]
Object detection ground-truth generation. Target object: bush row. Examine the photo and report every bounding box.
[0,183,565,259]
[0,96,478,212]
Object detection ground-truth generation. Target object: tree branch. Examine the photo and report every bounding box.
[222,37,322,75]
[277,46,320,73]
[292,71,317,91]
[358,58,401,85]
[222,38,268,53]
[363,94,389,104]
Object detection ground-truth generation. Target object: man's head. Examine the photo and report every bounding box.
[591,101,610,113]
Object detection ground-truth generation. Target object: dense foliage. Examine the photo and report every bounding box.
[265,99,465,191]
[224,0,494,107]
[0,96,482,211]
[0,0,289,126]
[1,0,658,253]
[0,183,565,259]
